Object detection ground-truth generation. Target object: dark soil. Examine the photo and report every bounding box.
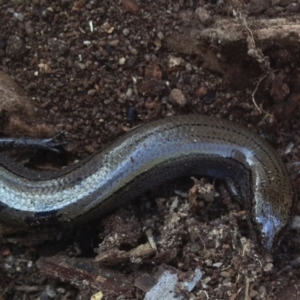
[1,0,300,299]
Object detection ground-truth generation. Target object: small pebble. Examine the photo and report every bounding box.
[196,86,208,98]
[212,262,222,268]
[130,47,138,55]
[259,285,267,295]
[56,287,66,294]
[168,56,182,67]
[27,261,33,268]
[250,289,258,297]
[119,57,126,65]
[169,88,186,107]
[220,271,230,278]
[195,7,212,26]
[185,63,192,71]
[123,28,130,36]
[157,32,164,40]
[126,88,133,98]
[263,263,274,272]
[122,0,139,15]
[13,12,24,21]
[144,54,151,61]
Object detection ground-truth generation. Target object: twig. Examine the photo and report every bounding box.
[251,75,266,114]
[244,277,250,300]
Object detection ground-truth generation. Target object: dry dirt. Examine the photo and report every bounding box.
[1,0,300,299]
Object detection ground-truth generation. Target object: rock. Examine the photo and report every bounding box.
[0,71,35,117]
[248,0,270,14]
[122,0,139,15]
[169,88,186,107]
[195,7,212,26]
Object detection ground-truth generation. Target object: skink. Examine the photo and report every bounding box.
[0,115,294,251]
